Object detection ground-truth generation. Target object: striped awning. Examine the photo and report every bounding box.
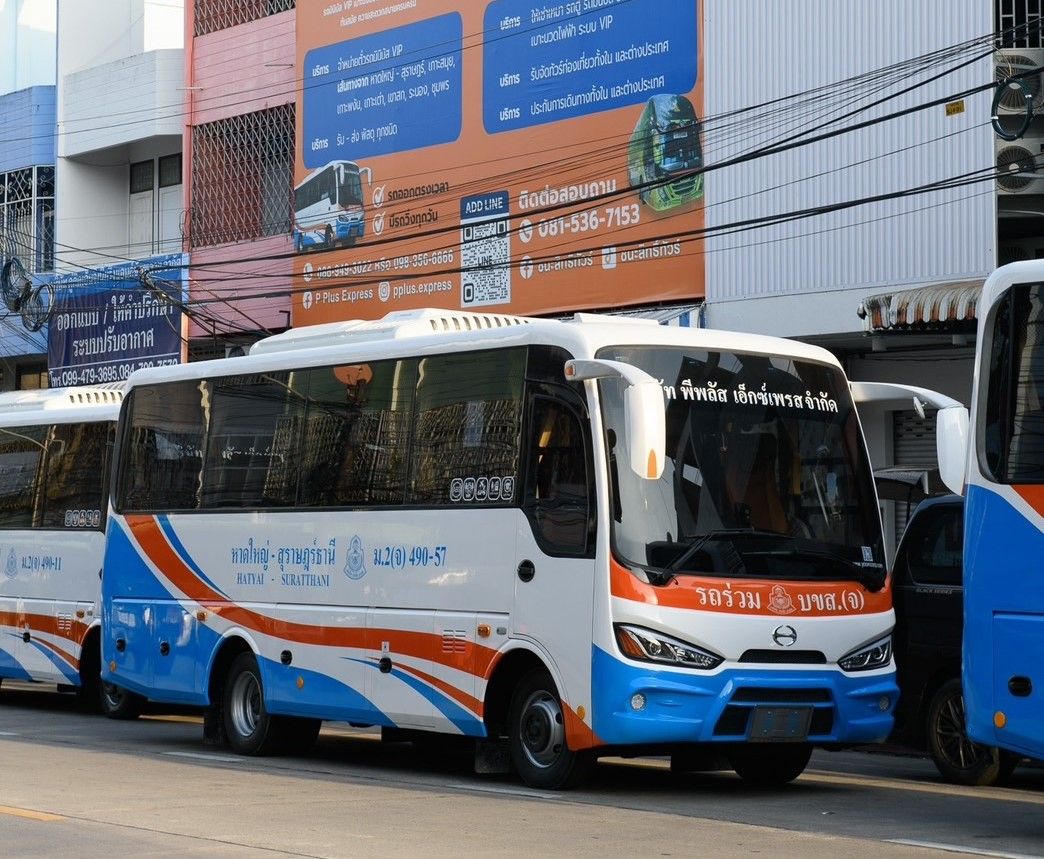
[857,280,982,332]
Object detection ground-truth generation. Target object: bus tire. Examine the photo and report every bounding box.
[223,652,285,756]
[927,679,1009,786]
[100,682,145,720]
[508,669,593,790]
[728,743,812,787]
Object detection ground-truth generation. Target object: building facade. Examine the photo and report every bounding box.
[0,0,57,390]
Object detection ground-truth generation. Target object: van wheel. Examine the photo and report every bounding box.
[100,682,144,720]
[728,743,812,787]
[927,679,1009,786]
[508,669,593,789]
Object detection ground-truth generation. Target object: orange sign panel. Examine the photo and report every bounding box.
[295,0,703,324]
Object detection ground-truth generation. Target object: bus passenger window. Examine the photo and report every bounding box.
[526,398,591,554]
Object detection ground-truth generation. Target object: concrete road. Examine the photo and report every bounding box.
[0,684,1041,858]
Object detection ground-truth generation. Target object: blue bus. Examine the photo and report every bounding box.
[964,261,1044,761]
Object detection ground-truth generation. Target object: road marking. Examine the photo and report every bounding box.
[0,731,20,736]
[162,751,245,764]
[803,770,1044,807]
[887,839,1043,858]
[0,805,64,822]
[448,783,561,801]
[141,715,202,725]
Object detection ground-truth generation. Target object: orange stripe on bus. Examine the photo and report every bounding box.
[610,556,891,617]
[0,611,88,646]
[126,515,499,677]
[392,661,483,717]
[1014,485,1044,519]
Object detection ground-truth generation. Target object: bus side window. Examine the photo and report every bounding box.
[525,396,593,555]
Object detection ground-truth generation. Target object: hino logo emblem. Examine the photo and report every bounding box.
[773,625,798,647]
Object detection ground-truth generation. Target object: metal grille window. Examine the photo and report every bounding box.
[159,154,182,188]
[1,166,55,274]
[130,161,155,194]
[997,0,1044,48]
[194,0,294,37]
[189,105,294,248]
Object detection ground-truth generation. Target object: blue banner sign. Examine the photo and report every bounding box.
[47,253,185,388]
[302,13,464,166]
[482,0,698,134]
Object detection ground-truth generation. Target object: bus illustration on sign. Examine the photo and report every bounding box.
[293,160,372,253]
[627,94,704,212]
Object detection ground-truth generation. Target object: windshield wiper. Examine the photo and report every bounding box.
[742,546,886,592]
[660,528,783,578]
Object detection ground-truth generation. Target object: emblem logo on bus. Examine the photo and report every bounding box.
[767,584,796,615]
[4,548,15,579]
[772,625,798,647]
[344,535,366,581]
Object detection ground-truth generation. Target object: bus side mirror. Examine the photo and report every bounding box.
[564,358,666,481]
[936,405,968,496]
[624,382,666,480]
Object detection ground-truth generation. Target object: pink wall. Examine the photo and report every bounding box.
[185,7,295,336]
[187,234,294,336]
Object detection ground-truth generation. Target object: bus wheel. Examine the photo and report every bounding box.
[223,652,284,755]
[728,743,812,787]
[100,682,144,720]
[508,669,592,789]
[927,679,1009,786]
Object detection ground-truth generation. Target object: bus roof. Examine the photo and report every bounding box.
[122,308,844,389]
[0,383,123,427]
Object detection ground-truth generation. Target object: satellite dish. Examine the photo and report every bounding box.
[1,257,33,312]
[20,282,53,332]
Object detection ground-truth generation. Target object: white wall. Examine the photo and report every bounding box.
[0,0,57,94]
[55,0,185,269]
[703,0,996,338]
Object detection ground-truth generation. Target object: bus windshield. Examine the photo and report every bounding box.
[597,346,884,587]
[337,167,363,207]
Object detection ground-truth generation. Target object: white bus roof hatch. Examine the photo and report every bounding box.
[250,308,531,355]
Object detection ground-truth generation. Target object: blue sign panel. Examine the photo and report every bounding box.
[302,13,463,167]
[482,0,698,134]
[47,253,185,388]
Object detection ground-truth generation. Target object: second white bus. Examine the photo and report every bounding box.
[0,384,141,717]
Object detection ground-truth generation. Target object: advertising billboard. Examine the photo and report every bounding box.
[47,253,186,387]
[295,0,703,324]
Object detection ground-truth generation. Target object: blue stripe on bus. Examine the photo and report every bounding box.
[155,515,228,598]
[25,640,79,685]
[0,639,33,681]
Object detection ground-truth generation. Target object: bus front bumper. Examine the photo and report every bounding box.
[591,646,897,746]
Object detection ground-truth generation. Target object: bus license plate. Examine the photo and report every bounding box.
[749,706,812,741]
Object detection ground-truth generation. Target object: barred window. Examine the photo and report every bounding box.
[194,0,294,37]
[189,104,294,248]
[996,0,1044,48]
[1,166,54,273]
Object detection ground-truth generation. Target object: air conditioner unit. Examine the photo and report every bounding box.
[998,237,1044,265]
[995,48,1044,114]
[996,137,1044,194]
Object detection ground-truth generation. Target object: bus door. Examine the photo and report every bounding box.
[515,386,597,706]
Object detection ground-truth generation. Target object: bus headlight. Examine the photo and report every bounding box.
[838,636,892,672]
[614,624,723,670]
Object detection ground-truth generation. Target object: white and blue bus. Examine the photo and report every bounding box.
[103,309,908,787]
[964,262,1044,761]
[293,160,371,253]
[0,384,141,717]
